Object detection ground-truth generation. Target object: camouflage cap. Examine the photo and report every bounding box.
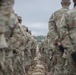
[61,0,70,3]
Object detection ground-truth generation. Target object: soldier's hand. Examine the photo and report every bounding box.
[54,42,61,46]
[55,42,65,53]
[56,42,62,46]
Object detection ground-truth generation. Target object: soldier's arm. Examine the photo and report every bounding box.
[59,14,69,40]
[56,14,69,53]
[59,13,73,51]
[49,13,57,32]
[48,13,59,43]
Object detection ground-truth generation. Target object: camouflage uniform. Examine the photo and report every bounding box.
[39,6,70,72]
[10,16,28,75]
[9,25,26,75]
[0,0,37,75]
[4,13,18,75]
[39,37,49,67]
[11,15,37,74]
[39,1,71,74]
[24,32,37,73]
[0,0,14,75]
[59,5,76,75]
[48,7,70,42]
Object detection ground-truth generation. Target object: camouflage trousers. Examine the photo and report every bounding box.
[59,36,76,75]
[65,53,76,75]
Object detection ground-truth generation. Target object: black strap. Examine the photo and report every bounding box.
[58,44,65,53]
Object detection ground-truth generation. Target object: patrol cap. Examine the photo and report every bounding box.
[61,0,70,3]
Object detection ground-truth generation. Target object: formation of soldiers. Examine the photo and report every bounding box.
[0,0,37,75]
[0,0,76,75]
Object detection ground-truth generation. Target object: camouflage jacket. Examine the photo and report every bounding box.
[60,7,76,51]
[59,6,76,75]
[48,7,69,43]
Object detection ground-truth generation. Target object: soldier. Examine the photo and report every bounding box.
[25,32,37,73]
[31,45,45,75]
[10,15,27,75]
[0,0,14,75]
[48,0,71,43]
[58,0,76,74]
[46,0,71,74]
[4,12,18,75]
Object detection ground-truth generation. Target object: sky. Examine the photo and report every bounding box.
[14,0,73,36]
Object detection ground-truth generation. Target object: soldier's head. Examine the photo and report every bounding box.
[17,16,22,23]
[61,0,71,7]
[73,0,76,7]
[26,27,28,32]
[28,30,31,35]
[73,0,76,3]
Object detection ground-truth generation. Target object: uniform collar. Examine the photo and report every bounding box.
[62,6,69,9]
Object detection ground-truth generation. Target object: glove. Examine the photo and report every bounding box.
[58,44,65,53]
